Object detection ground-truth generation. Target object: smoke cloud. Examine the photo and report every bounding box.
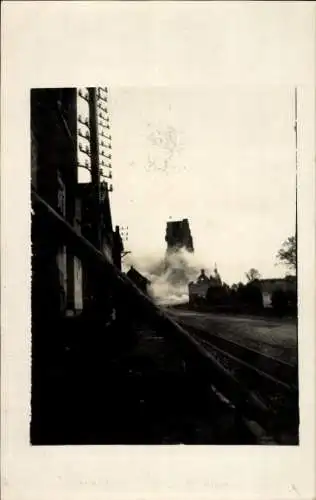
[124,249,210,306]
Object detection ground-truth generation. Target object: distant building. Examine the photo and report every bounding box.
[258,277,297,308]
[165,218,194,253]
[197,269,209,284]
[189,265,223,303]
[188,280,209,302]
[126,266,151,295]
[212,264,222,286]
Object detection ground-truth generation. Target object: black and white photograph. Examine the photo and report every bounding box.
[2,2,316,499]
[31,85,299,445]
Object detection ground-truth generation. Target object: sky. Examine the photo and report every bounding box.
[81,86,297,286]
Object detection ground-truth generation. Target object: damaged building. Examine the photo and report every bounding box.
[165,218,194,254]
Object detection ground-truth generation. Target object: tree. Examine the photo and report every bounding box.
[234,281,263,312]
[245,268,261,283]
[277,235,296,272]
[206,284,226,306]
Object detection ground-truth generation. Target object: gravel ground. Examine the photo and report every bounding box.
[167,309,298,365]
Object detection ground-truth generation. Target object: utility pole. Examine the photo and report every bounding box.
[88,87,101,249]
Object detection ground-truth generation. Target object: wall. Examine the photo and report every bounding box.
[31,88,81,317]
[73,197,83,312]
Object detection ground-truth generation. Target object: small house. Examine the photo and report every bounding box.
[126,266,151,295]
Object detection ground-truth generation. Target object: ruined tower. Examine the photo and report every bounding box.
[165,218,194,254]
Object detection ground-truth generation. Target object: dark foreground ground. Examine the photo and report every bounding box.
[31,310,298,445]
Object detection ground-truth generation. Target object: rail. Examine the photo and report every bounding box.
[180,323,298,391]
[183,324,299,441]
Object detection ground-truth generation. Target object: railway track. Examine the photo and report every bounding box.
[180,322,299,442]
[181,322,298,387]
